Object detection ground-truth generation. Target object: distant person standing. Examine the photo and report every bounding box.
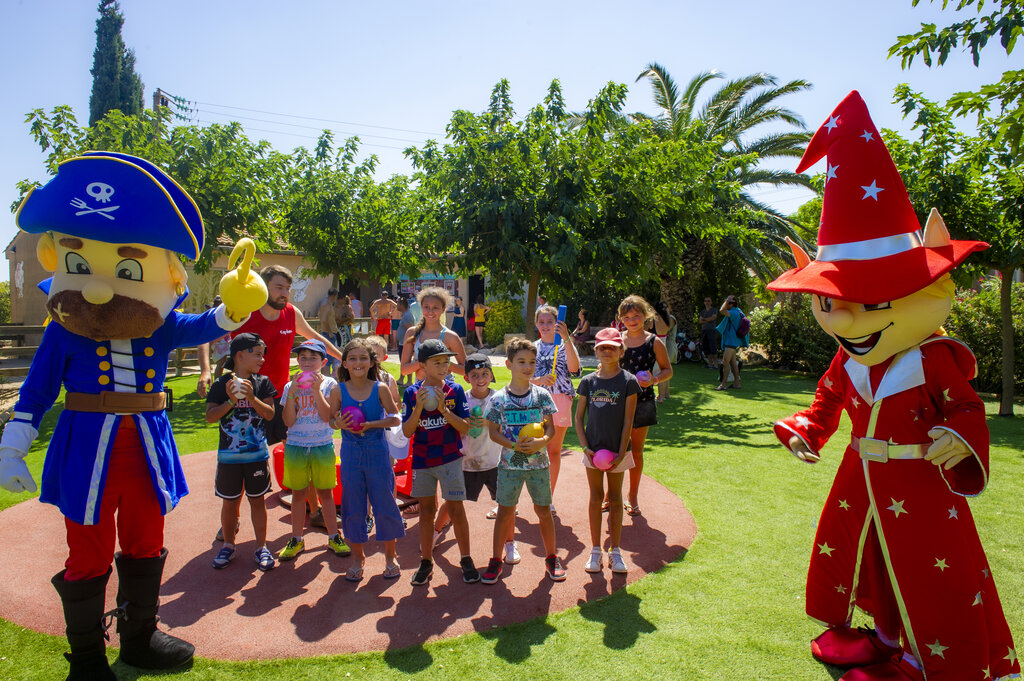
[318,289,340,373]
[473,295,490,348]
[371,291,397,348]
[698,297,719,369]
[715,295,748,391]
[450,296,467,339]
[349,292,363,319]
[335,295,354,347]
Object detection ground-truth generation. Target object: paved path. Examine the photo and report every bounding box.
[0,449,694,660]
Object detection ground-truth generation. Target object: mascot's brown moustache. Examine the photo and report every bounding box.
[47,289,164,341]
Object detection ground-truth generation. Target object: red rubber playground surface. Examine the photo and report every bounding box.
[0,449,695,661]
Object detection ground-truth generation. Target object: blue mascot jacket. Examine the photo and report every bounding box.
[10,307,230,525]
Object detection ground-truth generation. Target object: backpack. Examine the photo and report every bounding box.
[736,315,750,338]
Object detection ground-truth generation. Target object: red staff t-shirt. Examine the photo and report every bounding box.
[232,304,296,395]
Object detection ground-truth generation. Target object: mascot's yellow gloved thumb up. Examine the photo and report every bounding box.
[219,237,268,321]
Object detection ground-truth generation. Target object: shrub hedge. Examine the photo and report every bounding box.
[748,294,835,375]
[483,299,526,346]
[945,279,1023,394]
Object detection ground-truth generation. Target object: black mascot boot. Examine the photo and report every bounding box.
[113,548,194,670]
[51,568,117,681]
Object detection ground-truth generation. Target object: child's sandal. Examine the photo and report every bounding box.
[345,565,364,582]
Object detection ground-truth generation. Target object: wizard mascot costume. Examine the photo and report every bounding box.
[0,152,267,680]
[769,92,1019,681]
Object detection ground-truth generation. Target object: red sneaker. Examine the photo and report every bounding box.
[840,656,923,681]
[811,627,901,667]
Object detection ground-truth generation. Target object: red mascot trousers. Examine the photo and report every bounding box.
[64,418,164,581]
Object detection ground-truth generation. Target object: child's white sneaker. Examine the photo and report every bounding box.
[584,547,603,573]
[609,547,628,574]
[503,541,521,564]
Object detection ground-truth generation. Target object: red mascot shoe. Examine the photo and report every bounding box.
[811,627,901,667]
[839,655,924,681]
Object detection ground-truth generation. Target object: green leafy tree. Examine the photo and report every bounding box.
[890,0,1023,155]
[284,132,423,287]
[408,79,728,337]
[633,64,813,334]
[89,0,144,126]
[884,85,1024,415]
[15,107,291,272]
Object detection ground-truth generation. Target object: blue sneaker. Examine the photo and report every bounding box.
[212,546,235,569]
[255,546,275,571]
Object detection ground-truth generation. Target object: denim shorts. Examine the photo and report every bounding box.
[496,466,552,507]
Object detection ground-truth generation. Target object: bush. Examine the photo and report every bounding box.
[0,282,8,325]
[748,294,835,375]
[483,299,526,346]
[945,278,1023,394]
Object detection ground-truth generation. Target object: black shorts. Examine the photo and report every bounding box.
[266,398,287,445]
[216,460,272,499]
[475,321,485,329]
[464,468,498,502]
[633,398,658,428]
[700,327,718,355]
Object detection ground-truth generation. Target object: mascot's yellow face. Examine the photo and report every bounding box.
[811,276,953,367]
[36,232,188,341]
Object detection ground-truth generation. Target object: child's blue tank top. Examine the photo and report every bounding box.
[339,380,385,442]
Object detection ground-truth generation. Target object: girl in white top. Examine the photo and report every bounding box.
[400,287,467,381]
[529,304,581,506]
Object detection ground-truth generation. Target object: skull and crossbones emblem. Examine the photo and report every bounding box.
[69,182,119,220]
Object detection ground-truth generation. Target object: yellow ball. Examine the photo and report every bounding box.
[517,423,544,441]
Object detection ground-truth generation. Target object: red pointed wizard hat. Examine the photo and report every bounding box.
[768,91,987,303]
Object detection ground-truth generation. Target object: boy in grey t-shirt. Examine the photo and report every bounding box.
[573,327,641,574]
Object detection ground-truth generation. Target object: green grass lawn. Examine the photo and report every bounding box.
[2,362,1021,680]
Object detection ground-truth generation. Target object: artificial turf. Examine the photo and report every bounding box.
[1,361,1020,680]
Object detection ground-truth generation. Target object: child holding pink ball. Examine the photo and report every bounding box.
[574,327,640,574]
[332,338,404,581]
[279,340,348,562]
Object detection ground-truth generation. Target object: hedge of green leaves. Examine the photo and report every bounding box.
[482,299,526,347]
[748,294,836,375]
[946,279,1023,394]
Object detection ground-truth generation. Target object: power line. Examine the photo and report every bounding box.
[194,100,444,137]
[196,108,426,144]
[193,119,409,151]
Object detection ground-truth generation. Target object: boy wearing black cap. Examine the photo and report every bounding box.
[401,339,479,586]
[205,333,279,571]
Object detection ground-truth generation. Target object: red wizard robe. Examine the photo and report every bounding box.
[774,336,1019,681]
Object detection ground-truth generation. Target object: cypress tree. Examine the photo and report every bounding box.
[89,0,144,125]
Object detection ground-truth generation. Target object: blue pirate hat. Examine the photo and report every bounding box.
[15,151,204,259]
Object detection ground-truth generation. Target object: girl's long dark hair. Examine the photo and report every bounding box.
[337,337,381,383]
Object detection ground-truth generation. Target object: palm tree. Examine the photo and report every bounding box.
[634,64,813,334]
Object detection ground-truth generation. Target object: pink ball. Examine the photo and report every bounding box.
[593,448,616,470]
[341,406,366,429]
[297,371,316,389]
[636,370,652,384]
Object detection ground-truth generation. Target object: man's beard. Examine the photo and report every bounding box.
[267,295,288,310]
[47,290,165,341]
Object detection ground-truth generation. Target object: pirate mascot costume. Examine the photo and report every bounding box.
[769,92,1019,681]
[0,152,268,680]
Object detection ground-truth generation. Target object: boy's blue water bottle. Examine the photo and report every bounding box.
[468,405,484,437]
[553,305,567,345]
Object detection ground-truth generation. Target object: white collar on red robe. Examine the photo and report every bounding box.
[844,345,926,406]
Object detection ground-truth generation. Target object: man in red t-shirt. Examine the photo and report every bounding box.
[198,265,342,444]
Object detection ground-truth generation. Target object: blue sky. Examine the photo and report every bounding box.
[0,0,1014,250]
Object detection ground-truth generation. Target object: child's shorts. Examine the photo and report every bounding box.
[496,467,552,507]
[215,460,272,499]
[283,443,337,491]
[551,393,574,428]
[463,467,498,502]
[582,450,635,473]
[411,458,466,501]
